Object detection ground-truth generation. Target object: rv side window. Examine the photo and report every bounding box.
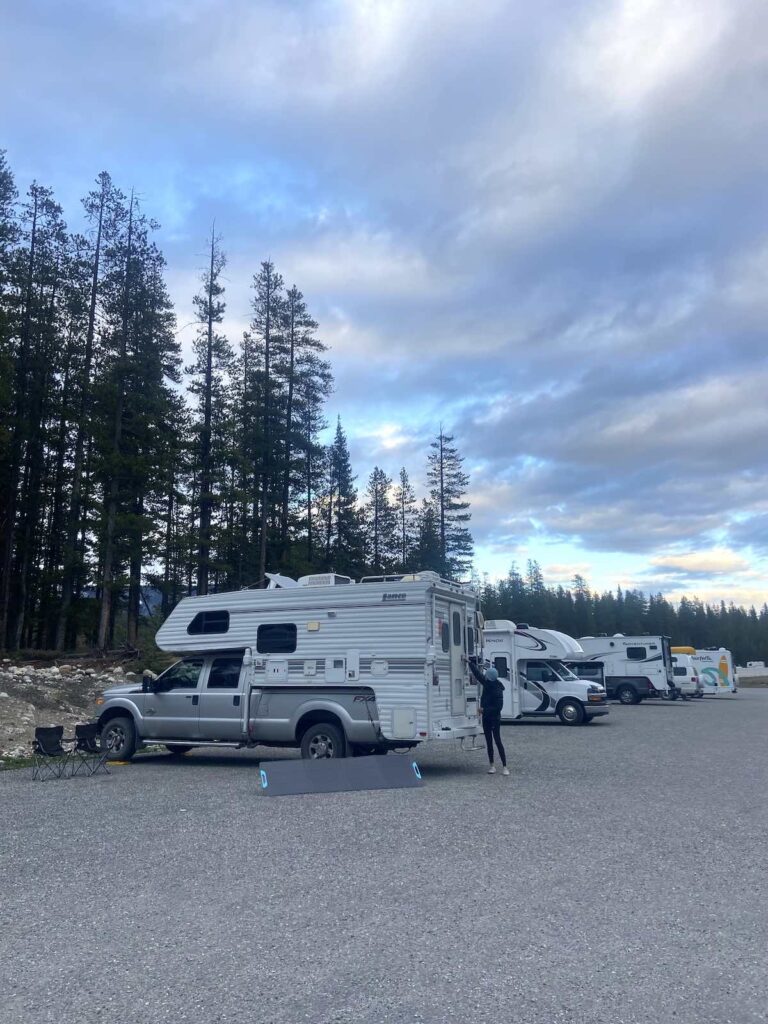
[207,655,243,689]
[441,622,450,653]
[452,611,461,646]
[466,627,475,655]
[493,657,509,679]
[187,610,230,635]
[627,646,646,660]
[257,623,297,654]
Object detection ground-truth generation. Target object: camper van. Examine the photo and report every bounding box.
[670,652,704,698]
[94,571,484,760]
[483,621,608,725]
[577,635,673,704]
[672,646,737,697]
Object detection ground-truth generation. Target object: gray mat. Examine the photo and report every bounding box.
[259,754,423,797]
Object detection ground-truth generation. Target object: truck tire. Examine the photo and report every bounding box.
[101,716,137,761]
[557,699,585,725]
[165,744,193,756]
[300,722,346,760]
[616,684,640,705]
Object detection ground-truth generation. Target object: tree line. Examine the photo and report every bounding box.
[0,153,473,652]
[479,563,768,665]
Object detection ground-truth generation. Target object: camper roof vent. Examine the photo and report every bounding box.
[613,633,625,638]
[298,573,354,587]
[516,622,530,630]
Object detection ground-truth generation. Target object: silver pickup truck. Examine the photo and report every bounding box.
[95,651,390,761]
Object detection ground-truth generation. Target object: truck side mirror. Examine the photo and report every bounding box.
[142,669,156,693]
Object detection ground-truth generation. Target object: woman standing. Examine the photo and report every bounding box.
[467,658,509,775]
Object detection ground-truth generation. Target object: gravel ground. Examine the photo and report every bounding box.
[1,692,766,1024]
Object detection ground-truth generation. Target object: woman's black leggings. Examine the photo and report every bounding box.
[482,712,506,766]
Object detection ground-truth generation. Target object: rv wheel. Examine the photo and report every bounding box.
[557,699,585,726]
[616,684,640,705]
[301,722,346,760]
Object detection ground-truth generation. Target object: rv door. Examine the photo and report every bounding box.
[493,652,521,720]
[449,603,467,715]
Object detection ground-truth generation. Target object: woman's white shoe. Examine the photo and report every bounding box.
[501,767,510,776]
[487,765,496,774]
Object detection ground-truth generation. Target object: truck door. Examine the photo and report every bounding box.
[197,653,245,740]
[449,603,467,715]
[493,653,521,719]
[143,658,204,739]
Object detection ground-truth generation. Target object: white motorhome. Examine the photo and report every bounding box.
[483,621,609,725]
[672,647,737,697]
[577,635,673,704]
[95,571,484,760]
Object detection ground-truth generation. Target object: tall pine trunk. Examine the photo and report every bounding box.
[196,230,216,596]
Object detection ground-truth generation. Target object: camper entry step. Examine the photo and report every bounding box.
[259,754,423,797]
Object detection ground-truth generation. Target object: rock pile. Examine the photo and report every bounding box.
[0,660,139,760]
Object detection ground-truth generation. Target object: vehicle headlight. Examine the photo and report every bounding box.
[587,684,604,694]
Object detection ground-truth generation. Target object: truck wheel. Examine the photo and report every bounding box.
[557,699,585,725]
[165,744,193,756]
[668,689,679,701]
[301,722,346,760]
[617,684,640,705]
[101,716,137,761]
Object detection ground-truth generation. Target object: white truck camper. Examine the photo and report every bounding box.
[483,621,609,725]
[94,571,484,760]
[577,635,674,704]
[672,647,737,697]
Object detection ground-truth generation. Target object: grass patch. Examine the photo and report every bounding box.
[0,755,35,771]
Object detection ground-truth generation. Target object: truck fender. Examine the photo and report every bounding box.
[97,699,142,732]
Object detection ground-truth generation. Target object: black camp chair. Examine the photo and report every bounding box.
[69,723,110,778]
[31,726,70,781]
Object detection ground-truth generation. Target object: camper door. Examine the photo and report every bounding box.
[492,651,522,719]
[437,600,470,715]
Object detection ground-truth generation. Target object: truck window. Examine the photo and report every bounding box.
[673,666,686,677]
[160,659,203,689]
[441,622,450,653]
[452,611,461,646]
[257,623,297,654]
[207,655,243,689]
[187,610,230,635]
[626,646,646,660]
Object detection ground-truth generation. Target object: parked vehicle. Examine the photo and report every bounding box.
[94,571,484,761]
[670,653,703,698]
[483,620,608,725]
[577,634,673,704]
[672,646,738,697]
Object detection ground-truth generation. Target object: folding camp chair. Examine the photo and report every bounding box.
[69,723,110,778]
[31,726,70,781]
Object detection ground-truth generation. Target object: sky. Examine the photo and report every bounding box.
[2,0,767,605]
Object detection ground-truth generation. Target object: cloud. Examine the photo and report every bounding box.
[649,550,752,578]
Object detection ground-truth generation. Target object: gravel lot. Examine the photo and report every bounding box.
[2,692,766,1024]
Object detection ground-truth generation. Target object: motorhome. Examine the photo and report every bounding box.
[672,647,737,696]
[577,635,673,704]
[670,652,704,698]
[95,571,484,760]
[483,621,608,725]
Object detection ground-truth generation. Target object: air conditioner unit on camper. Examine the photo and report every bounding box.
[298,573,355,587]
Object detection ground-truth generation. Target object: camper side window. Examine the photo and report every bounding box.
[257,623,297,654]
[187,610,230,635]
[441,622,450,653]
[626,646,647,660]
[466,626,475,655]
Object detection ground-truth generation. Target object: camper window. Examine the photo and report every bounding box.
[466,626,475,655]
[441,622,450,653]
[493,656,509,679]
[207,655,243,689]
[257,623,297,654]
[626,646,647,660]
[452,611,461,646]
[187,610,230,635]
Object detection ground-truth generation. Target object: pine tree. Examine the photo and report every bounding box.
[186,227,232,595]
[426,427,473,578]
[326,417,365,577]
[364,466,397,573]
[414,499,442,574]
[393,467,417,570]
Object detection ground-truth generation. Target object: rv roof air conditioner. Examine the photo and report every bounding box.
[297,573,354,587]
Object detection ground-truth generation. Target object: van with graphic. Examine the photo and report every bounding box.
[483,621,609,726]
[672,647,737,697]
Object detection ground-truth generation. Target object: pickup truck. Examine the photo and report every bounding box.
[95,651,391,760]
